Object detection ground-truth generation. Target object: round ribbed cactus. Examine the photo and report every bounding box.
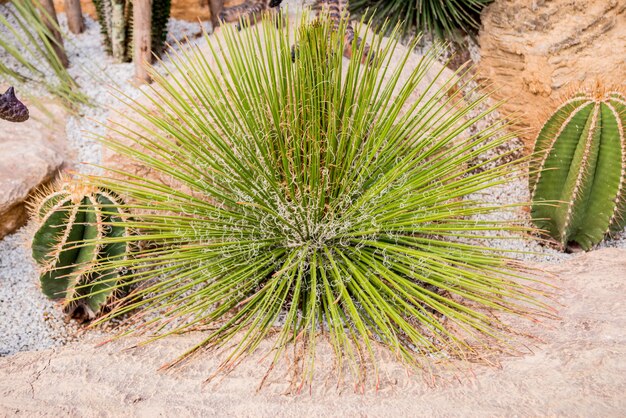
[530,90,626,251]
[30,181,131,321]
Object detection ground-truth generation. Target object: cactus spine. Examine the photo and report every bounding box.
[92,0,171,62]
[31,181,131,321]
[530,90,626,250]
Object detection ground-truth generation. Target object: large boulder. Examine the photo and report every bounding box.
[477,0,626,148]
[0,99,66,239]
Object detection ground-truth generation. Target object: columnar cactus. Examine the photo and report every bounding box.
[150,0,171,57]
[30,182,131,321]
[92,0,171,62]
[530,90,626,250]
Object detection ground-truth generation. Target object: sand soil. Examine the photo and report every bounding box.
[0,248,624,417]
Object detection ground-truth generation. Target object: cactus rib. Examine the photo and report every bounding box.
[529,100,591,196]
[608,95,626,232]
[558,104,600,245]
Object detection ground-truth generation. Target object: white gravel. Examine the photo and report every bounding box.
[59,15,210,173]
[0,228,80,356]
[1,6,625,358]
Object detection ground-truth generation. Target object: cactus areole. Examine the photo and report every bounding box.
[530,90,626,251]
[30,182,130,321]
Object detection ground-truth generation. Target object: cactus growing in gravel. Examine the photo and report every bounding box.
[92,0,171,62]
[30,181,131,321]
[530,90,626,251]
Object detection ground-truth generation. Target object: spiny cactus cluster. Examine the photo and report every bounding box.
[530,89,626,251]
[92,0,171,62]
[30,181,131,321]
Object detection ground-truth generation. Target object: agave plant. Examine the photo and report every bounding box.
[87,12,549,387]
[350,0,493,40]
[0,0,88,105]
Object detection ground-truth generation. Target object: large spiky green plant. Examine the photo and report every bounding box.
[0,0,88,105]
[349,0,493,40]
[85,12,549,387]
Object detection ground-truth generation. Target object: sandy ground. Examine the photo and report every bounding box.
[1,248,624,417]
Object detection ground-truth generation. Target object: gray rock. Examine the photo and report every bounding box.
[0,100,66,239]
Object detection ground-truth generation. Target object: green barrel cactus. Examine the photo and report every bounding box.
[530,90,626,250]
[30,181,131,321]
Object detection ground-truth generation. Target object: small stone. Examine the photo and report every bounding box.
[0,87,29,123]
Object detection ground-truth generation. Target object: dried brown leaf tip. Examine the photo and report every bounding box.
[0,87,29,123]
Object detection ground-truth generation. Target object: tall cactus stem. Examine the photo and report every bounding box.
[92,0,170,63]
[111,0,126,62]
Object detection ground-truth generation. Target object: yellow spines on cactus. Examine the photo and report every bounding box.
[29,178,131,321]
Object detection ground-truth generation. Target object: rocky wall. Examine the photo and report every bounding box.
[477,0,626,149]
